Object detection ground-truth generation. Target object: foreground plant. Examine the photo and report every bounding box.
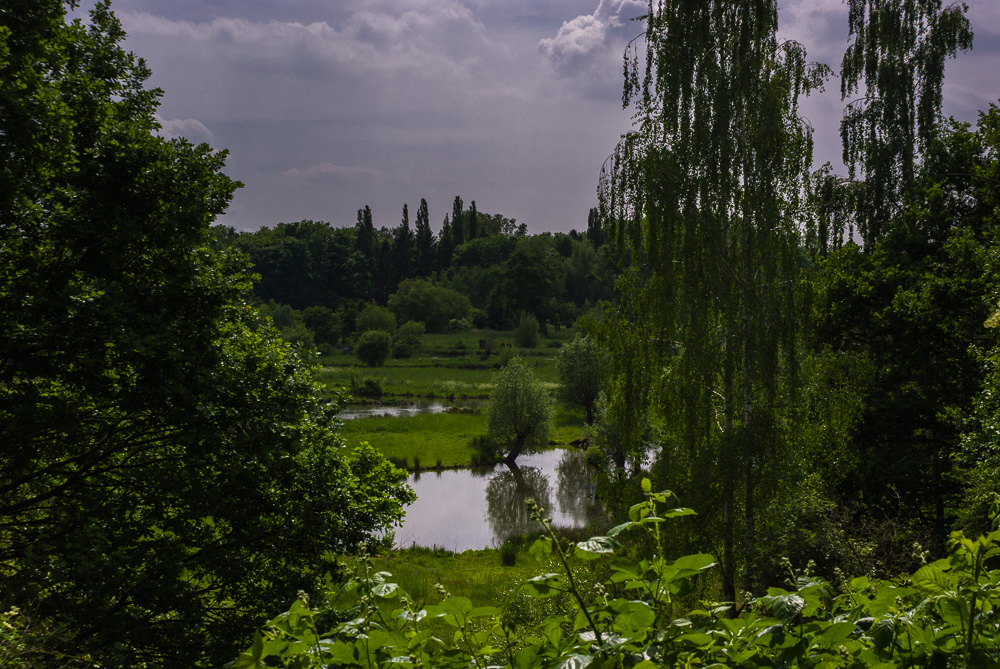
[232,488,1000,668]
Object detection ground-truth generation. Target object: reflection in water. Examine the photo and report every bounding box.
[395,448,607,551]
[556,450,605,524]
[485,464,552,540]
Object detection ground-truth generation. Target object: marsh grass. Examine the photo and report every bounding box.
[340,411,488,469]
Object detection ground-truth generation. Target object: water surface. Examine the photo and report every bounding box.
[394,448,607,551]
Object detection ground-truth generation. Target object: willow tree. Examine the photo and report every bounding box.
[840,0,972,242]
[598,0,826,602]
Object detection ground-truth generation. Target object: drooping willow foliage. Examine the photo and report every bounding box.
[840,0,972,242]
[597,0,830,603]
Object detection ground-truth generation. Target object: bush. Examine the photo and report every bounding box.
[514,312,540,348]
[393,320,425,358]
[448,317,473,332]
[357,303,397,335]
[350,375,384,397]
[356,330,393,367]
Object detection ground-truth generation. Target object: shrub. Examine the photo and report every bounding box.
[393,320,425,358]
[356,330,393,367]
[514,312,540,348]
[350,375,384,397]
[357,303,397,335]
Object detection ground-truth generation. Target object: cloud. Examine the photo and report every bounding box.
[281,163,382,182]
[538,0,644,99]
[156,116,214,143]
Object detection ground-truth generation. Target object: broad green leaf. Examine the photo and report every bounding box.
[575,536,616,559]
[673,553,717,571]
[372,582,400,598]
[770,594,806,622]
[870,618,896,650]
[530,536,553,564]
[912,564,951,596]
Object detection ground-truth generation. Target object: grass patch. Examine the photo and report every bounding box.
[341,411,488,469]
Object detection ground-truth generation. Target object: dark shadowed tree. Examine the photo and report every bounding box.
[452,195,465,246]
[599,0,826,602]
[414,197,435,277]
[0,3,413,665]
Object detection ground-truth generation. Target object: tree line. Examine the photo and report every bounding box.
[213,201,613,347]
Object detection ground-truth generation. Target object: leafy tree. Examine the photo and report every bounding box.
[599,0,825,600]
[302,305,340,346]
[356,302,397,335]
[840,0,973,242]
[437,214,454,270]
[355,330,393,367]
[487,357,551,464]
[496,235,565,327]
[513,312,540,348]
[0,3,413,666]
[393,320,425,359]
[557,335,603,424]
[386,278,471,334]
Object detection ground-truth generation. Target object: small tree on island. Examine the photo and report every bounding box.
[487,357,551,464]
[557,334,603,424]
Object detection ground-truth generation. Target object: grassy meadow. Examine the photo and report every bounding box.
[325,327,586,470]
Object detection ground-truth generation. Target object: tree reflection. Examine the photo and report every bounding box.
[485,462,551,543]
[555,449,606,525]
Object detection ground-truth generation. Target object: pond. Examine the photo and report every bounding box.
[393,448,608,552]
[340,399,483,421]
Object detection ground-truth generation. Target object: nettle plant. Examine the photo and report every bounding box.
[229,486,1000,668]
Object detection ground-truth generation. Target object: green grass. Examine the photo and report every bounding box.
[341,411,487,469]
[341,405,585,470]
[318,356,561,399]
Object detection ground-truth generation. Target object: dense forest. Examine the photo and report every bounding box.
[211,202,614,347]
[3,0,1000,667]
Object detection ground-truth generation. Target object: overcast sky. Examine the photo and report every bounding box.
[104,0,1000,234]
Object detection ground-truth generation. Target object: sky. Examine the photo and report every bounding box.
[97,0,1000,234]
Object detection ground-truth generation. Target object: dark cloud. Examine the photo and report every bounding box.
[103,0,999,233]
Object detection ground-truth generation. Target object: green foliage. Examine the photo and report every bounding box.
[236,487,1000,669]
[357,302,397,335]
[356,330,394,367]
[513,312,540,348]
[392,320,425,359]
[0,3,413,665]
[487,357,551,463]
[387,278,471,333]
[556,335,603,424]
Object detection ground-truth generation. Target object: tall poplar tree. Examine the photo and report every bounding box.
[599,0,826,602]
[452,195,465,246]
[415,198,435,277]
[438,214,454,270]
[469,200,479,241]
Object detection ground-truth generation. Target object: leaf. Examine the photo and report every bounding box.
[769,594,806,623]
[870,618,896,650]
[530,536,553,564]
[575,536,616,559]
[813,621,857,646]
[661,508,697,518]
[372,582,400,598]
[641,478,652,493]
[673,553,717,572]
[912,564,951,596]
